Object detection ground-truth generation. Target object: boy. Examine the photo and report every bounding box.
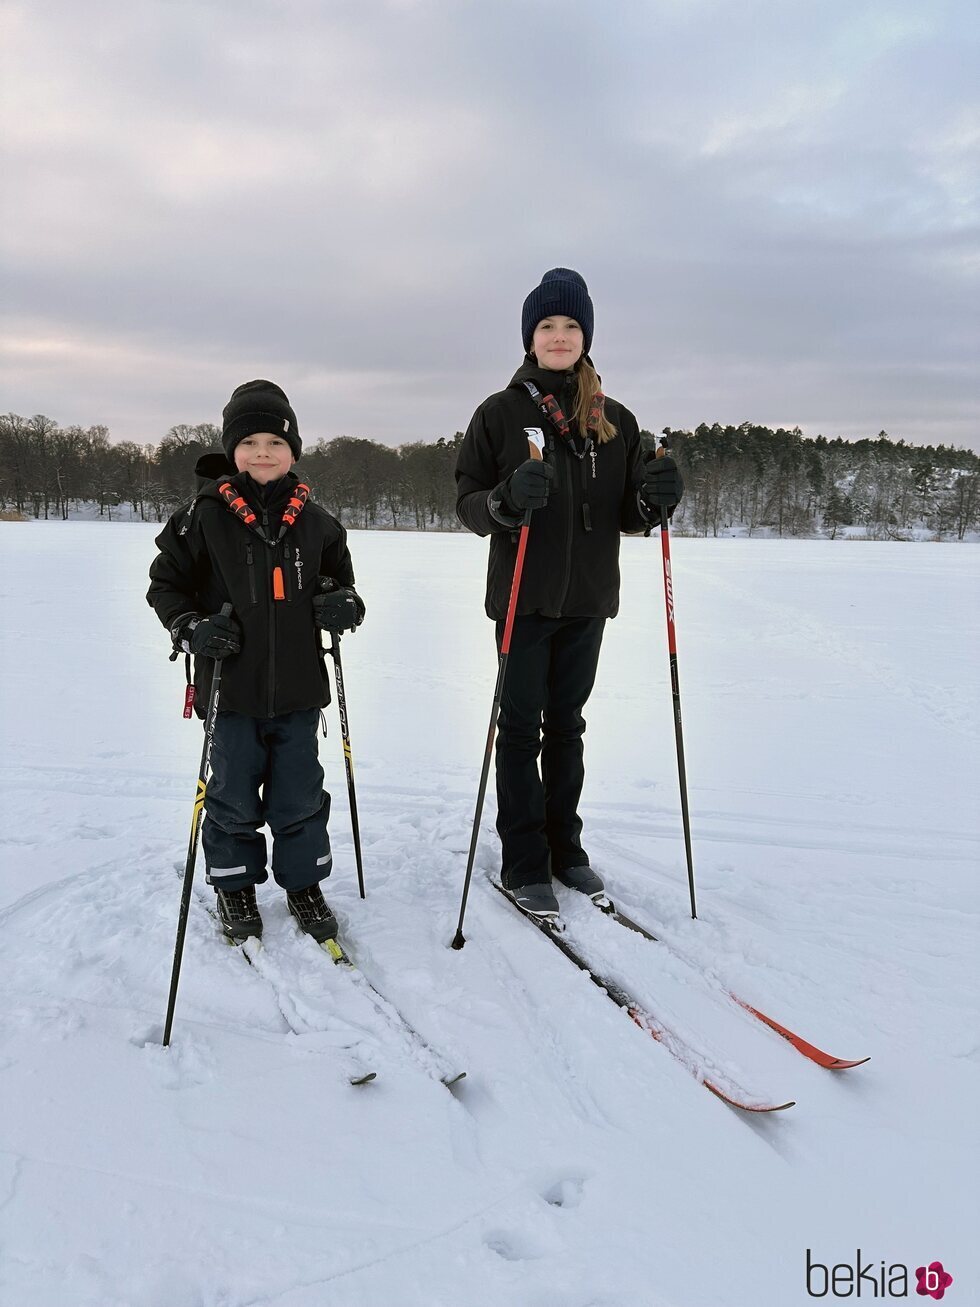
[148,379,365,944]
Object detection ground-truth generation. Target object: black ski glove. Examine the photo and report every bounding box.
[180,612,242,659]
[639,453,684,516]
[314,584,365,634]
[502,459,555,513]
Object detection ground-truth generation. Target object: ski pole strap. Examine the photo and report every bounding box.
[522,378,595,530]
[182,655,196,718]
[521,378,605,446]
[586,390,604,434]
[217,481,257,528]
[218,478,310,543]
[522,379,571,438]
[278,482,310,538]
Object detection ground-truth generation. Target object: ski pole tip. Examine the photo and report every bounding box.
[450,931,466,950]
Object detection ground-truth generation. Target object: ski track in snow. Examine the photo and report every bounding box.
[0,525,977,1306]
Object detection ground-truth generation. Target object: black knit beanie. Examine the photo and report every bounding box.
[521,268,594,355]
[221,380,301,460]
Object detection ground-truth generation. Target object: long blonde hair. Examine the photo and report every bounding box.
[575,357,617,444]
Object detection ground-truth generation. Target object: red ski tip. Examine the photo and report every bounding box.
[734,999,870,1070]
[704,1082,796,1113]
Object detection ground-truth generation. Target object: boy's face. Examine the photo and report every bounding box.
[233,432,295,484]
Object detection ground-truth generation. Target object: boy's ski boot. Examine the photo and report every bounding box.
[504,881,560,919]
[215,886,263,942]
[287,884,340,943]
[554,863,606,901]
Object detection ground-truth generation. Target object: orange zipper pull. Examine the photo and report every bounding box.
[272,566,285,600]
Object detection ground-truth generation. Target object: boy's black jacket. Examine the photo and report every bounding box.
[455,361,650,621]
[147,464,357,718]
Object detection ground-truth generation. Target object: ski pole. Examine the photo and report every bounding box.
[162,602,233,1047]
[452,431,545,949]
[655,436,697,919]
[317,577,365,900]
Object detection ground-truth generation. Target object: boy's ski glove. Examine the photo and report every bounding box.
[180,612,242,659]
[314,583,365,634]
[639,453,684,516]
[501,459,555,513]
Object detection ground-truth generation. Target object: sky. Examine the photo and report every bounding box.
[2,0,979,452]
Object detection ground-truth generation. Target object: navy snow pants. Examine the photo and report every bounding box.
[202,707,332,893]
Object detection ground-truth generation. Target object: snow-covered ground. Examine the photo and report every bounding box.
[1,524,977,1307]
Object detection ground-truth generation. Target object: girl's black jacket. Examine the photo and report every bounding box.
[147,465,358,719]
[455,361,650,621]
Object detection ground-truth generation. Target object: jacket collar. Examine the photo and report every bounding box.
[508,358,579,399]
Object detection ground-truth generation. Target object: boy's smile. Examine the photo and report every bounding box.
[233,432,295,484]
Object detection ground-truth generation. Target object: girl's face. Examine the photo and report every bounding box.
[531,316,584,371]
[233,432,295,483]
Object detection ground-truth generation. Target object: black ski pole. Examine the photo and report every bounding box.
[655,437,697,919]
[452,431,544,949]
[162,602,232,1047]
[317,578,365,899]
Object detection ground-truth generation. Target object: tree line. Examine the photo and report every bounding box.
[0,415,463,530]
[658,424,979,540]
[1,411,977,539]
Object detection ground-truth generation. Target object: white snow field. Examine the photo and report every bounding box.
[1,523,977,1307]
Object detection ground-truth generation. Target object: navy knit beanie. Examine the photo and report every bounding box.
[221,380,301,461]
[521,268,594,355]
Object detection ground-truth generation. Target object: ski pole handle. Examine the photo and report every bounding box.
[656,436,670,531]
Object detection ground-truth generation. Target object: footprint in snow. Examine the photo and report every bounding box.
[484,1229,550,1262]
[542,1175,587,1209]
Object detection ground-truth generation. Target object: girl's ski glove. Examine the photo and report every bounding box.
[501,459,555,513]
[639,453,684,515]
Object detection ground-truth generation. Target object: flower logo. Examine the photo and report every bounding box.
[916,1261,953,1299]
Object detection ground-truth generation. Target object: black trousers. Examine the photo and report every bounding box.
[202,707,332,893]
[494,614,606,889]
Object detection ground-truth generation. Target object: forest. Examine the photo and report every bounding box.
[1,412,977,540]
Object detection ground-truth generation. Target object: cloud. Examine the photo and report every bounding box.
[2,0,978,450]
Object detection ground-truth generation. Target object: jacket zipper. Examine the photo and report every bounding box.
[283,541,293,602]
[263,511,276,716]
[555,375,577,615]
[556,440,575,615]
[246,544,258,604]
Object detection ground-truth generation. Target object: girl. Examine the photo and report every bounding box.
[455,269,683,917]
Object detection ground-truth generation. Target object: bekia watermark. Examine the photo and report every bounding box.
[805,1250,954,1298]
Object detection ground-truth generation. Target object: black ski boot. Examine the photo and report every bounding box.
[505,881,560,919]
[287,884,339,943]
[554,864,606,900]
[215,886,263,942]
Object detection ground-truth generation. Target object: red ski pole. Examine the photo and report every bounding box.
[451,432,545,949]
[656,437,698,919]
